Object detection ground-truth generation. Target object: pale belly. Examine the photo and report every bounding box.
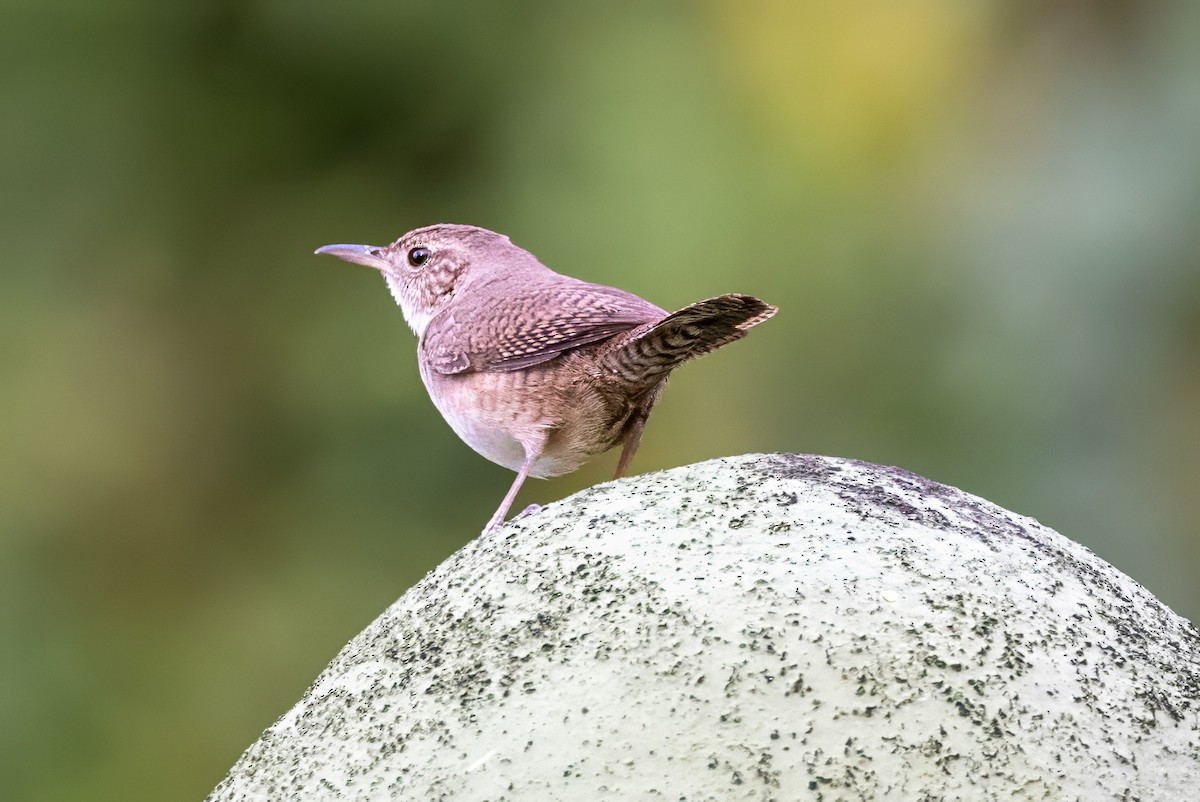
[418,357,635,478]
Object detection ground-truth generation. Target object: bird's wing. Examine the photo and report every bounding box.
[422,279,665,375]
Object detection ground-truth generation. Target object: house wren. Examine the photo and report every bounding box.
[316,224,776,532]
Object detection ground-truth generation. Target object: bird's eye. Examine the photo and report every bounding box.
[407,247,431,267]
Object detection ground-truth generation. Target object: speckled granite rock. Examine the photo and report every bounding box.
[208,454,1200,801]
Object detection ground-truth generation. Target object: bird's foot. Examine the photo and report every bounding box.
[481,504,541,536]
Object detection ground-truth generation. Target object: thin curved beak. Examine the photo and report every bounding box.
[314,243,388,269]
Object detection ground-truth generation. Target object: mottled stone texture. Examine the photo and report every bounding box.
[209,454,1200,801]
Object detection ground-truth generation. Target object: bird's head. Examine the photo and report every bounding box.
[315,223,543,337]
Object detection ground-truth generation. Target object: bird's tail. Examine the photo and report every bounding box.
[601,293,777,388]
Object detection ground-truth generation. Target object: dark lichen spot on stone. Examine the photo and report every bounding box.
[756,454,1084,566]
[756,453,843,483]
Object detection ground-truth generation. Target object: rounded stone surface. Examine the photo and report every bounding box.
[209,454,1200,801]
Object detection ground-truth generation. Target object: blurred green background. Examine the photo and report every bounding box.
[3,1,1198,799]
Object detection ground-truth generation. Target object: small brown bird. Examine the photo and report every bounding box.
[316,224,776,532]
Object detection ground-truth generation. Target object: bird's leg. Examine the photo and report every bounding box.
[614,414,646,479]
[484,432,547,533]
[483,466,530,533]
[614,388,663,479]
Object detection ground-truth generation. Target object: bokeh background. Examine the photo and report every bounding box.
[3,2,1198,799]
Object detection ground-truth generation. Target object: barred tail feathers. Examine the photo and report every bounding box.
[602,294,777,387]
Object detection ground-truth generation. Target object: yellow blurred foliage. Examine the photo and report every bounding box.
[710,1,982,169]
